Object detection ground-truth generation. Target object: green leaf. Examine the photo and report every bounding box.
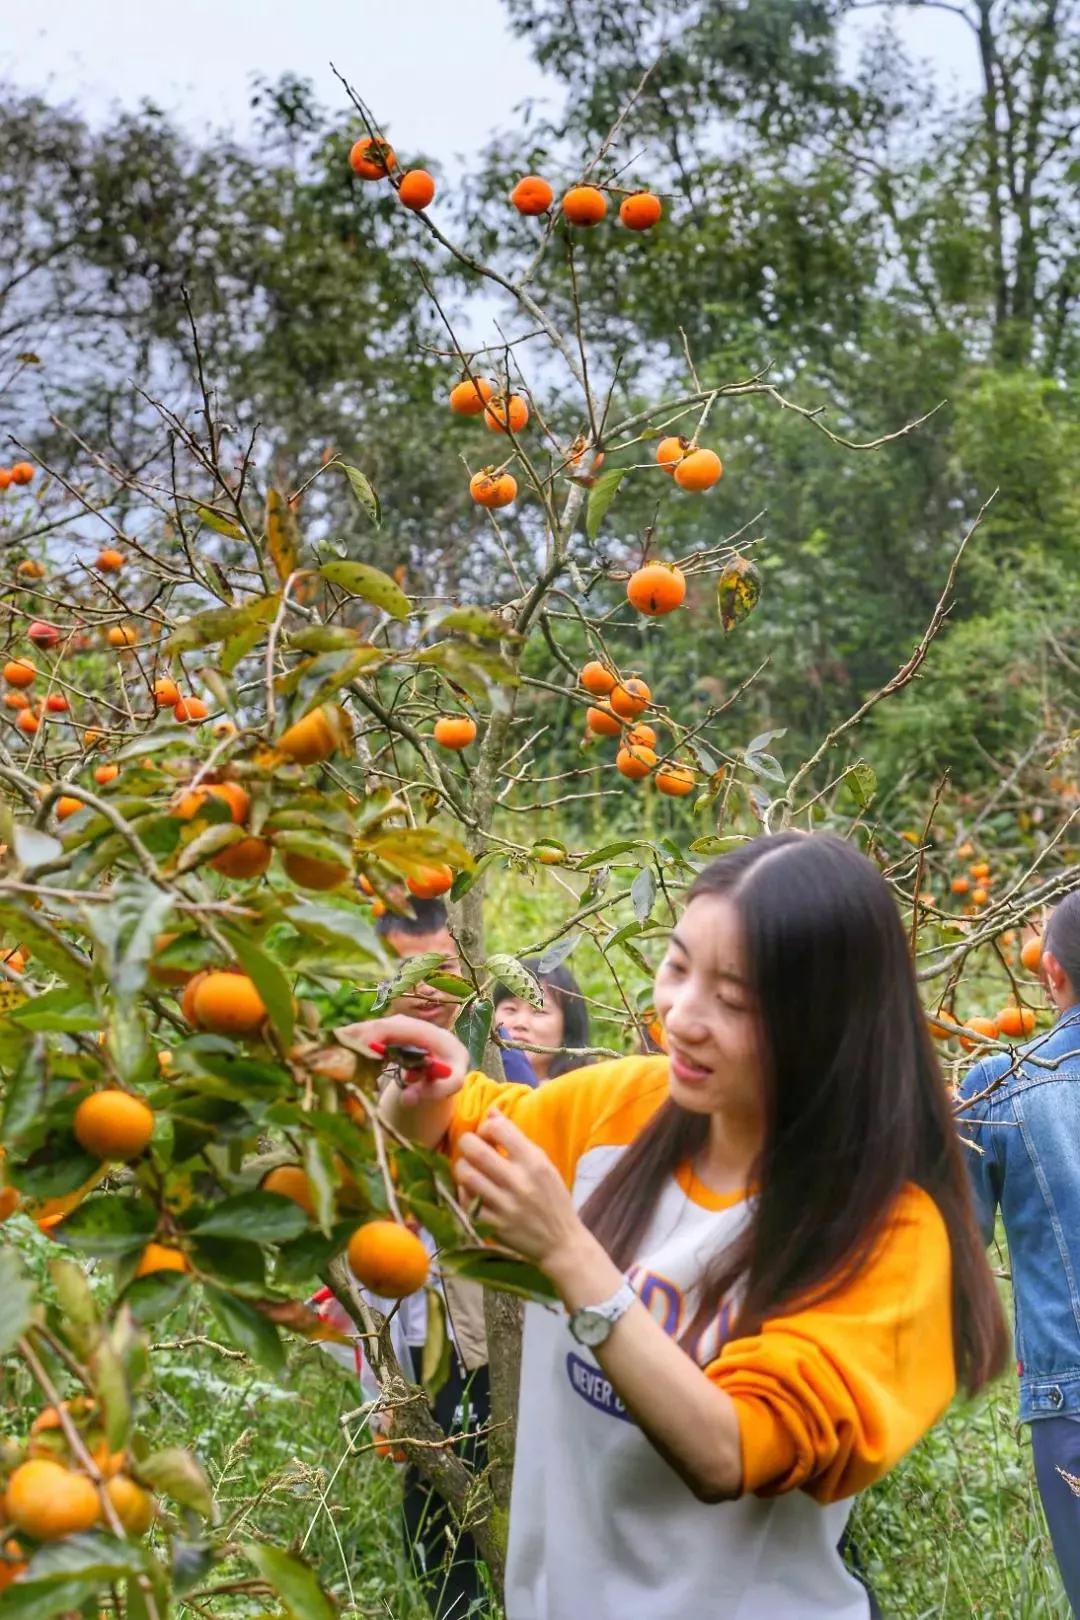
[585,466,626,540]
[11,827,62,870]
[221,928,296,1048]
[265,487,301,584]
[319,561,408,620]
[54,1195,157,1257]
[81,877,174,1003]
[454,997,493,1072]
[49,1258,100,1357]
[439,1245,559,1303]
[244,1544,337,1620]
[424,606,516,641]
[0,1249,34,1356]
[421,1288,451,1400]
[139,1447,215,1519]
[303,1134,337,1237]
[189,1190,309,1243]
[373,952,446,1013]
[842,761,878,810]
[449,850,500,901]
[10,988,99,1032]
[338,462,381,529]
[205,1287,285,1376]
[486,953,543,1009]
[717,556,763,633]
[123,1269,192,1326]
[0,900,93,996]
[286,625,374,654]
[174,822,250,874]
[535,934,580,974]
[194,503,245,540]
[744,751,785,784]
[630,867,656,924]
[367,827,473,873]
[0,1576,100,1620]
[688,835,750,856]
[575,840,646,869]
[167,595,280,655]
[92,1332,131,1451]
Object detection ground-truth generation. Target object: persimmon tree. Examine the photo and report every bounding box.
[0,66,1076,1620]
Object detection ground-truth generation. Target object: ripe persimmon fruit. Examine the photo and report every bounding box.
[153,677,180,707]
[211,837,273,880]
[180,970,210,1025]
[15,710,39,736]
[407,863,453,899]
[83,728,106,748]
[105,1476,154,1536]
[94,764,120,786]
[1021,936,1043,973]
[398,168,435,209]
[278,702,350,764]
[349,136,395,180]
[0,468,11,491]
[16,559,46,579]
[619,192,662,231]
[656,435,688,473]
[174,781,250,824]
[55,796,83,821]
[655,763,696,797]
[927,1009,958,1040]
[135,1242,190,1277]
[73,1090,154,1161]
[0,1539,27,1592]
[579,660,617,697]
[626,723,656,749]
[960,1016,999,1052]
[283,850,349,891]
[107,625,138,648]
[469,469,517,508]
[950,877,970,895]
[616,744,656,781]
[971,886,989,907]
[3,659,36,688]
[997,1005,1036,1039]
[3,692,28,711]
[969,861,990,879]
[27,621,59,649]
[433,715,477,750]
[4,1460,100,1541]
[10,463,34,486]
[262,1165,316,1217]
[173,696,209,724]
[610,678,650,720]
[484,394,529,435]
[510,176,554,215]
[45,693,69,713]
[212,718,237,739]
[192,972,269,1036]
[449,377,494,416]
[673,448,723,491]
[347,1219,430,1298]
[586,705,621,737]
[96,548,125,571]
[561,185,607,226]
[626,562,686,616]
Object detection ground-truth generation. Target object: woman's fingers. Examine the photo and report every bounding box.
[334,1014,467,1069]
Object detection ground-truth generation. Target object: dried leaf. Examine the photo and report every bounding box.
[717,556,762,633]
[265,488,301,584]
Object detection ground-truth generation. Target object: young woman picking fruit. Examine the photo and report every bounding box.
[342,833,1006,1620]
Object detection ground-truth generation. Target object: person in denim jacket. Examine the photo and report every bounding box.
[958,891,1080,1611]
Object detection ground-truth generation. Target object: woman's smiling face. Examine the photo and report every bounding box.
[497,985,565,1080]
[653,894,765,1117]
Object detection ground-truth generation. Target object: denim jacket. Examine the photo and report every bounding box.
[959,1007,1080,1422]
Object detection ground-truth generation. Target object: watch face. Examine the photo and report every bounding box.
[570,1309,610,1347]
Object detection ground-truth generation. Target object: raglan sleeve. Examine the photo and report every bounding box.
[705,1186,956,1503]
[445,1057,667,1186]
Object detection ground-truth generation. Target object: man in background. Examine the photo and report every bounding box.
[959,891,1080,1614]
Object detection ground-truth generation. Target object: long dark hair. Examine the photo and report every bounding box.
[580,832,1008,1396]
[493,960,591,1078]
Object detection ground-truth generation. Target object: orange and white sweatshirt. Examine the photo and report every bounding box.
[446,1056,956,1620]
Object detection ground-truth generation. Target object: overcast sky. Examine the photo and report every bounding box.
[2,0,980,163]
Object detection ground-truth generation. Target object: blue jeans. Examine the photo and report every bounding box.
[1031,1416,1080,1615]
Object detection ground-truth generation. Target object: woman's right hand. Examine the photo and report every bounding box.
[334,1014,469,1107]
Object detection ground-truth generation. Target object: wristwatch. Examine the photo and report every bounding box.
[568,1280,638,1347]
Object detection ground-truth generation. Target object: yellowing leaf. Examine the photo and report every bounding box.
[339,463,381,528]
[266,488,301,585]
[319,561,409,621]
[195,504,245,540]
[717,556,762,633]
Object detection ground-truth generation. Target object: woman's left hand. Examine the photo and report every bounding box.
[454,1107,584,1272]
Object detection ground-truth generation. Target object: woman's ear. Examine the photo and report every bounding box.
[1043,949,1073,1007]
